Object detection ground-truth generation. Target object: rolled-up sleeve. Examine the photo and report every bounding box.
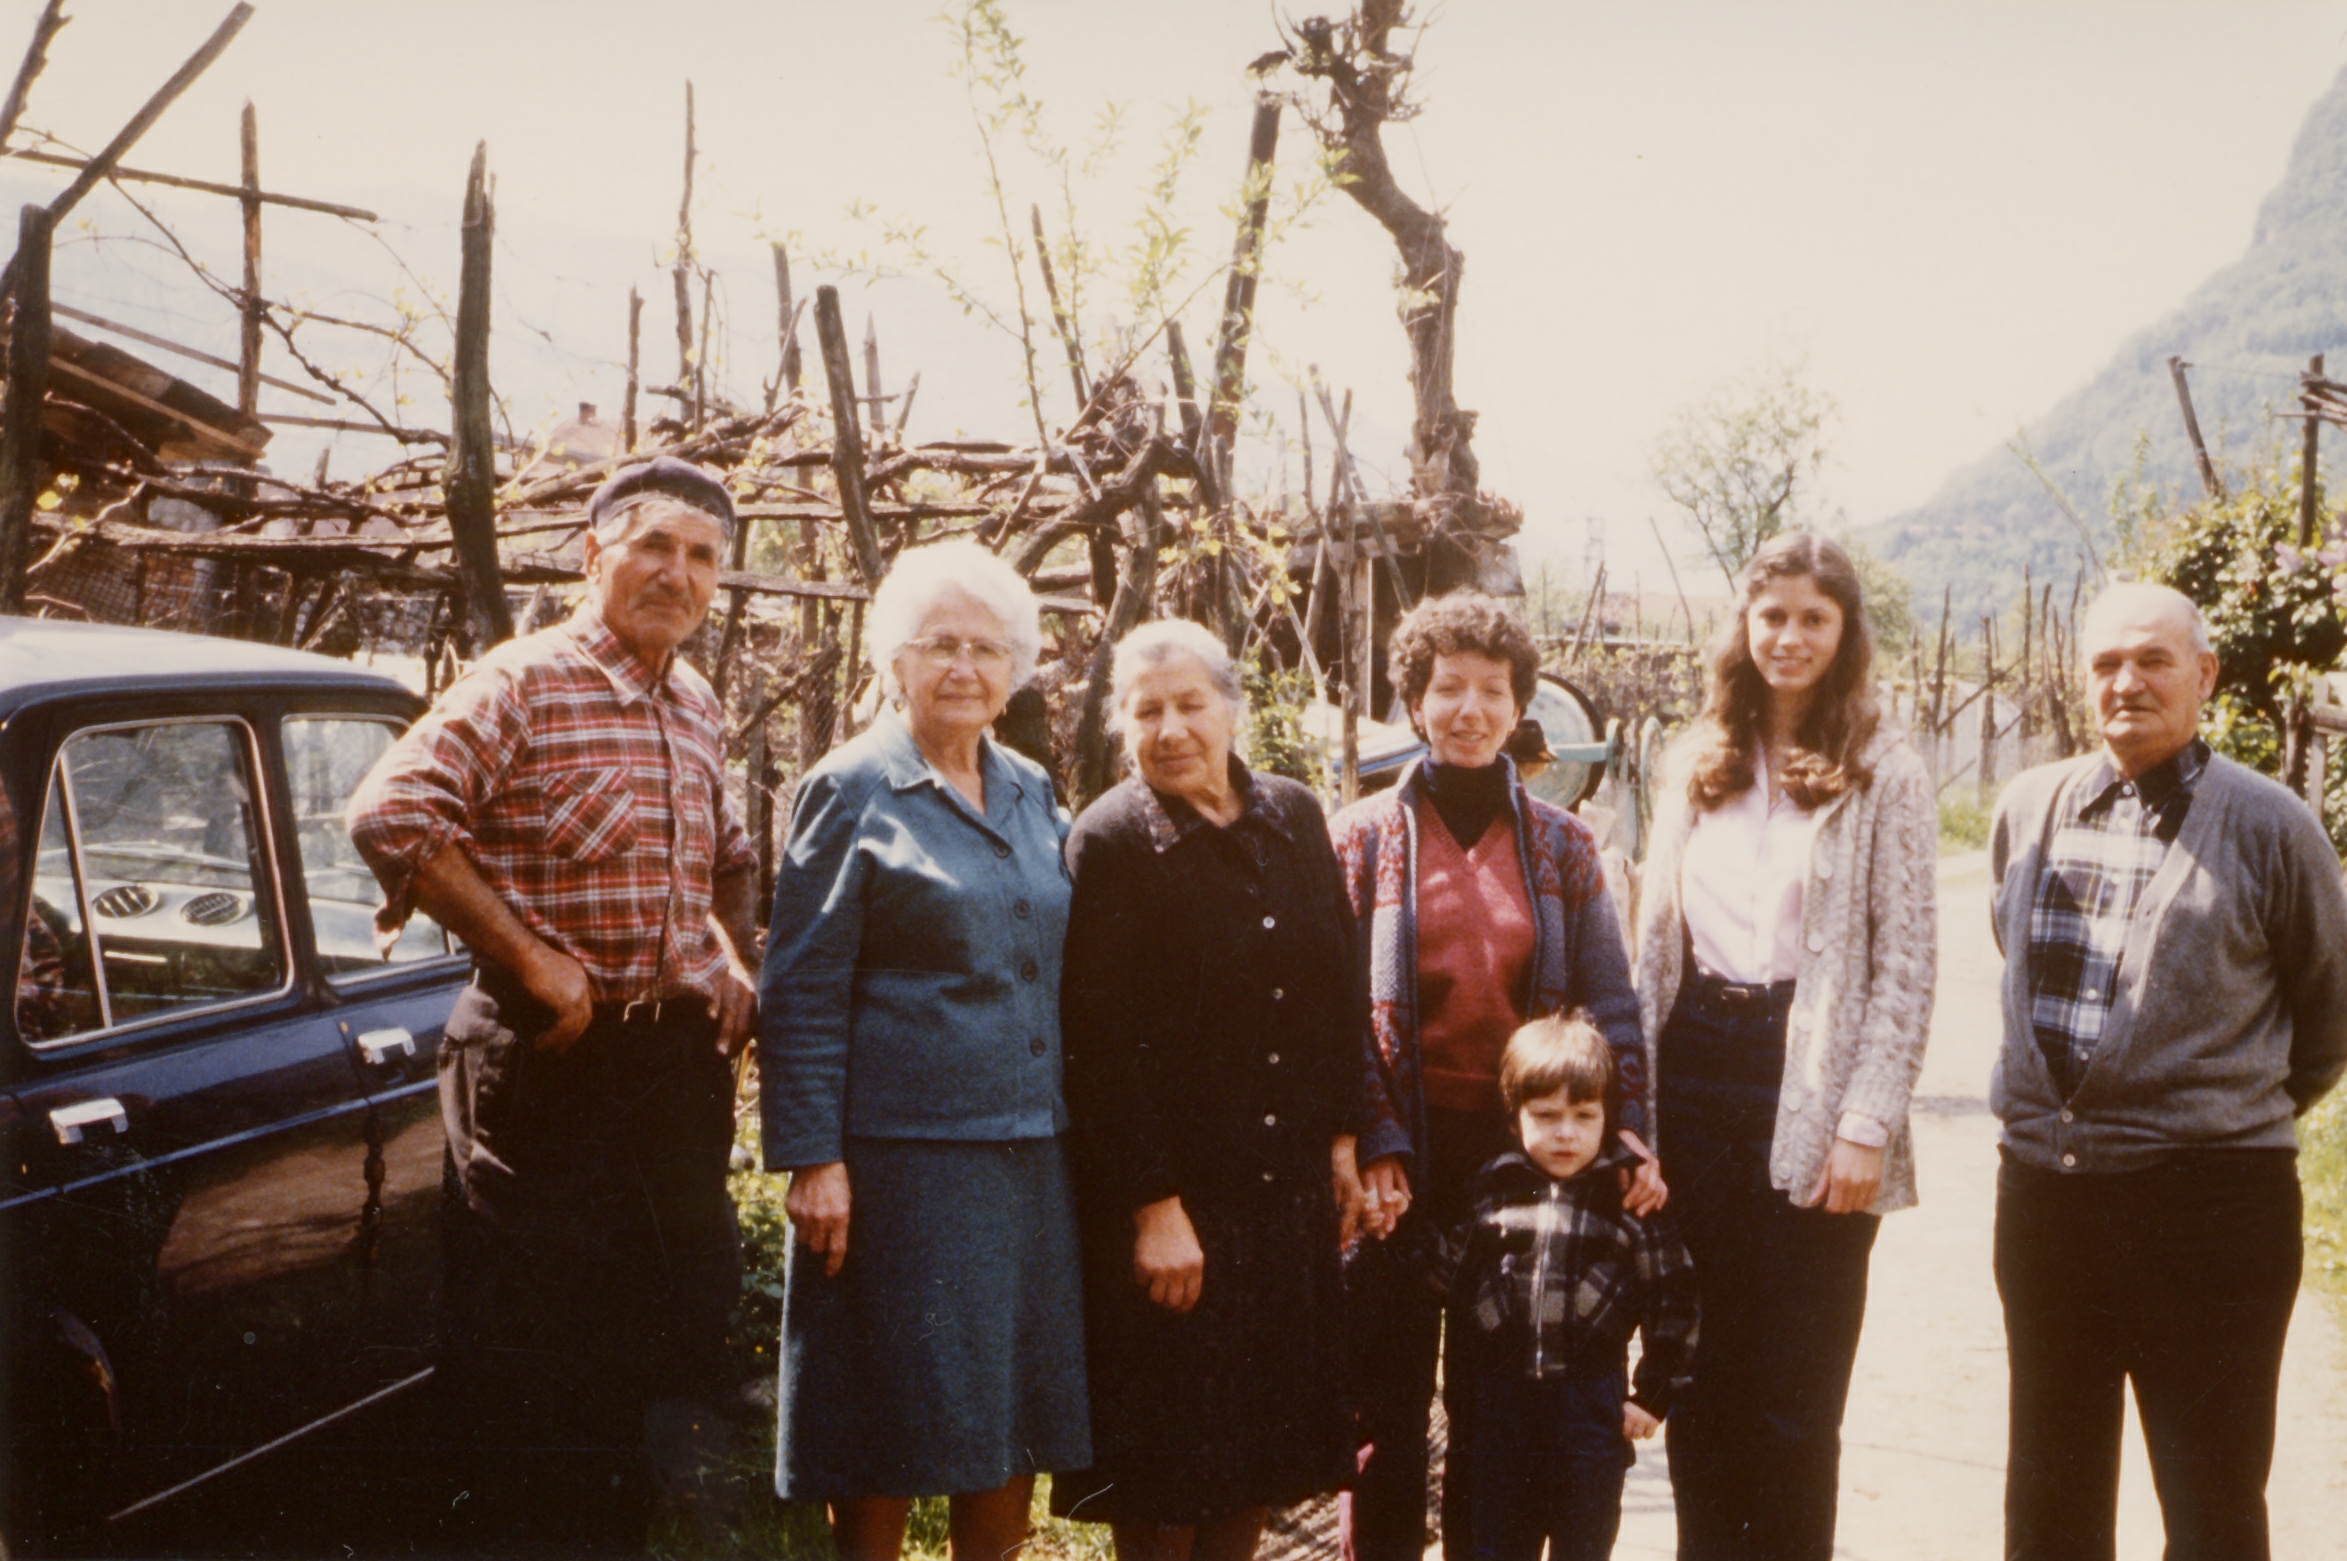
[757,770,869,1169]
[345,665,528,947]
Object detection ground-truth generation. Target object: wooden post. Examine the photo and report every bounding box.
[812,285,885,587]
[2300,352,2325,547]
[672,82,697,430]
[1207,93,1282,490]
[713,507,751,699]
[834,599,866,745]
[0,2,255,302]
[15,5,252,230]
[747,711,775,911]
[2018,563,2035,751]
[1165,320,1223,512]
[695,269,715,431]
[445,143,512,653]
[1072,489,1166,806]
[1978,614,1999,797]
[1339,533,1360,805]
[0,0,69,151]
[1031,202,1089,413]
[893,371,920,440]
[862,316,884,443]
[2168,356,2225,502]
[772,242,802,403]
[622,287,641,452]
[0,203,52,614]
[236,101,261,418]
[2287,351,2327,793]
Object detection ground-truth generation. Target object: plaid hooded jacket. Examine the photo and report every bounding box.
[1438,1139,1698,1415]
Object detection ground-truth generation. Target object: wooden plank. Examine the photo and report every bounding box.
[50,302,330,402]
[6,148,375,220]
[36,6,253,223]
[41,351,266,458]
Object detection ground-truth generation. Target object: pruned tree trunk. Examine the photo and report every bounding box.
[446,142,512,653]
[1290,0,1486,590]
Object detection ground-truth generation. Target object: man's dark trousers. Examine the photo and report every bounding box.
[437,968,740,1556]
[1995,1149,2301,1561]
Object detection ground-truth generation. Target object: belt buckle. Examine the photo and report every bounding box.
[621,996,662,1026]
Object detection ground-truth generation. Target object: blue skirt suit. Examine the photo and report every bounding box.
[758,710,1090,1498]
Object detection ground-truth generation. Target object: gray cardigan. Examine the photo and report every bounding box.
[1989,748,2347,1172]
[1634,726,1939,1213]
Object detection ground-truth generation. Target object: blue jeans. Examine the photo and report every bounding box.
[1656,972,1878,1561]
[1459,1363,1631,1561]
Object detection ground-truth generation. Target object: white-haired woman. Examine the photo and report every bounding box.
[759,539,1089,1561]
[1049,619,1368,1561]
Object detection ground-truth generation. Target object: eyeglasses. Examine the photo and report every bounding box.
[905,635,1015,671]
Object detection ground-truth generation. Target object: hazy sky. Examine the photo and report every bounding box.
[6,0,2345,590]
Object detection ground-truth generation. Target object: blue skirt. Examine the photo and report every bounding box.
[776,1135,1092,1499]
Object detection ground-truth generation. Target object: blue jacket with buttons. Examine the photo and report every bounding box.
[758,710,1072,1169]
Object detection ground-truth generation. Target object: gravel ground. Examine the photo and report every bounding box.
[1608,851,2347,1560]
[1260,852,2347,1561]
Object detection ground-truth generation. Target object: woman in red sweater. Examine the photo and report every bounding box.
[1329,592,1662,1561]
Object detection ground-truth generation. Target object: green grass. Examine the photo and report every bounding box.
[1937,791,1993,855]
[2302,1092,2347,1318]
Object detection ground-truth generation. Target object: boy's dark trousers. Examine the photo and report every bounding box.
[1457,1353,1632,1561]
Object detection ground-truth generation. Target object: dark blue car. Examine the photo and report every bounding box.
[0,617,468,1553]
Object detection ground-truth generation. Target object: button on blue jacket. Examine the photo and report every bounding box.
[759,709,1072,1168]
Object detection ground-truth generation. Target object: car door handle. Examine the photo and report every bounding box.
[355,1027,417,1067]
[50,1097,129,1145]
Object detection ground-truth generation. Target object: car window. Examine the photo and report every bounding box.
[17,771,102,1041]
[17,720,289,1044]
[283,718,451,978]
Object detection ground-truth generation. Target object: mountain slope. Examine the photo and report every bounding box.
[1874,64,2347,618]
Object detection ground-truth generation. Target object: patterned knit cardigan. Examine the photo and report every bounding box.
[1331,758,1648,1173]
[1632,725,1938,1213]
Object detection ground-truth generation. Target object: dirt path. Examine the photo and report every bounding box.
[1611,852,2347,1559]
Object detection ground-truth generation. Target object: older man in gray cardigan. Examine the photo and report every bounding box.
[1988,581,2347,1561]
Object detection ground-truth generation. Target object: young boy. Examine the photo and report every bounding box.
[1439,1012,1699,1561]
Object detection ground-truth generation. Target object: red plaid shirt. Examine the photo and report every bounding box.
[348,605,757,1001]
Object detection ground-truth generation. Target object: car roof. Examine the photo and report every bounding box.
[0,615,414,718]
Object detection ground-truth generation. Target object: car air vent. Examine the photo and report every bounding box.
[181,891,248,927]
[91,884,159,919]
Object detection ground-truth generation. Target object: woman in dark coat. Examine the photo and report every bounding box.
[1054,618,1369,1561]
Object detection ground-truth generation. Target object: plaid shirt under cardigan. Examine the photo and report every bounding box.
[2027,739,2208,1097]
[348,604,756,1002]
[1331,758,1648,1174]
[1436,1141,1698,1414]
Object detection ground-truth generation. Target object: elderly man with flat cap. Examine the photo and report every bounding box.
[1989,580,2347,1561]
[350,456,760,1554]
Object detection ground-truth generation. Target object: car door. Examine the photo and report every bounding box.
[273,710,466,1399]
[0,702,386,1536]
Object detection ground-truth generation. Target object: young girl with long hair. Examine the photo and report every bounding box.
[1632,531,1938,1561]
